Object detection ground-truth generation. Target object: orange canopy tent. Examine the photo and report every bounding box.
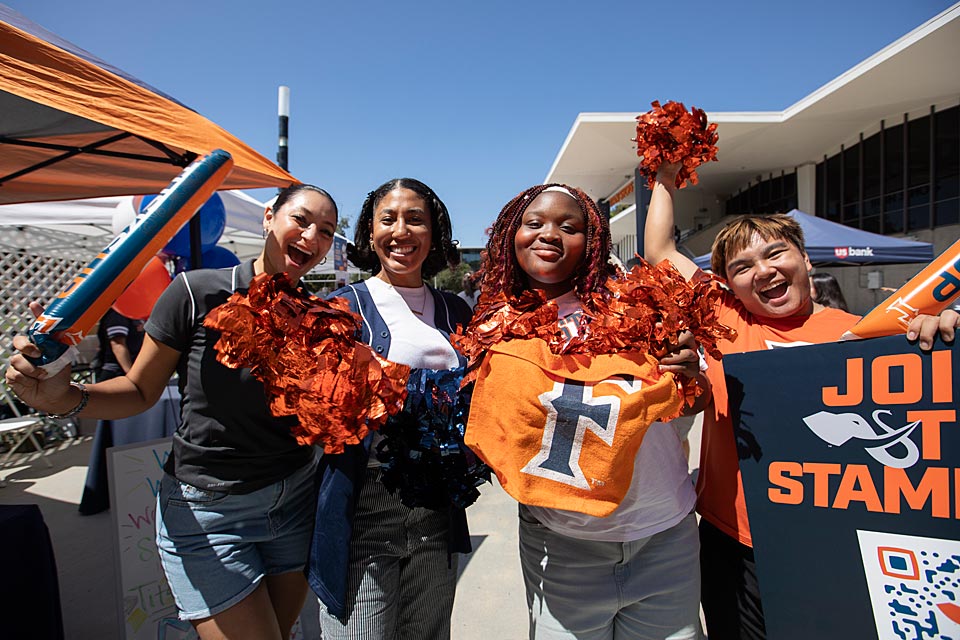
[0,4,295,205]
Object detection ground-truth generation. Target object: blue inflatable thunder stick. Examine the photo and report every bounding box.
[28,150,234,373]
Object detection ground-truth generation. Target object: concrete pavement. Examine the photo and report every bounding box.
[0,436,530,639]
[452,480,528,639]
[0,415,701,639]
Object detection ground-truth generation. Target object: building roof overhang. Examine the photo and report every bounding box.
[544,3,960,203]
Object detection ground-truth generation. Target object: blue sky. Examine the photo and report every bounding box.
[7,0,955,247]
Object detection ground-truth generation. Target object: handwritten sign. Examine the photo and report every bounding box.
[108,438,196,640]
[107,438,306,639]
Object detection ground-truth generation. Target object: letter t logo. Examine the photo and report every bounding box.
[521,380,621,489]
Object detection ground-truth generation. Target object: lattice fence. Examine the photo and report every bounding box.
[1,240,100,414]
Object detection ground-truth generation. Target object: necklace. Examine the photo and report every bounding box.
[393,284,427,316]
[409,287,427,316]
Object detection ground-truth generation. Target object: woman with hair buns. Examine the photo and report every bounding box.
[309,178,473,640]
[6,184,339,639]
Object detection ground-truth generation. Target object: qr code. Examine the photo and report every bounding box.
[858,530,960,640]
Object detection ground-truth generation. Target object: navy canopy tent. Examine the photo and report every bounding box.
[693,209,935,270]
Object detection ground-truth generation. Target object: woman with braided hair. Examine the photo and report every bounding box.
[309,178,474,639]
[477,184,619,304]
[460,183,710,640]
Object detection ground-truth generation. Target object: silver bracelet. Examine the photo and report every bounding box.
[48,382,89,419]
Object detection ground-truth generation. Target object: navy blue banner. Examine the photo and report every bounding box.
[724,336,960,640]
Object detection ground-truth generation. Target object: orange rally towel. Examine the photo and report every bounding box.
[465,338,682,517]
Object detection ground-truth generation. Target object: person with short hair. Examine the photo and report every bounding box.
[457,271,479,309]
[645,161,957,640]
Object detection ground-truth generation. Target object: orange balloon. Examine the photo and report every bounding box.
[112,257,172,320]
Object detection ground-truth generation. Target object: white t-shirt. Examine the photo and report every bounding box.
[525,291,697,542]
[364,278,461,466]
[365,277,459,370]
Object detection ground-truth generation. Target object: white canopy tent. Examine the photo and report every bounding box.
[0,191,360,391]
[0,190,359,277]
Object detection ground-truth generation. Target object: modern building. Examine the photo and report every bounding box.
[544,3,960,315]
[458,246,484,271]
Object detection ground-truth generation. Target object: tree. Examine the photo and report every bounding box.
[432,262,473,292]
[336,214,352,237]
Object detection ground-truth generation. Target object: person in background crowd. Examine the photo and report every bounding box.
[96,308,145,380]
[457,271,479,309]
[810,272,849,312]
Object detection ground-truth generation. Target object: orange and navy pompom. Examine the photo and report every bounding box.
[634,100,719,190]
[376,367,490,510]
[204,273,409,454]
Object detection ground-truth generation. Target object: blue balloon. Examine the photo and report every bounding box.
[146,192,226,258]
[201,245,241,269]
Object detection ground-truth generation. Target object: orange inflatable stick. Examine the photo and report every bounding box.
[843,237,960,340]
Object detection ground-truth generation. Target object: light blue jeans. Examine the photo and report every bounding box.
[156,459,317,620]
[520,508,701,640]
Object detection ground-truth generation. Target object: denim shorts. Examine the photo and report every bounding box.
[156,457,318,620]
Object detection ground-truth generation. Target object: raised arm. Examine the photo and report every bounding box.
[644,162,700,280]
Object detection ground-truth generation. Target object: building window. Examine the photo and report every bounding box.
[816,161,825,217]
[825,153,842,222]
[814,106,958,235]
[724,172,797,216]
[782,172,798,211]
[907,116,931,230]
[883,121,905,233]
[843,144,860,227]
[861,131,882,232]
[935,105,959,226]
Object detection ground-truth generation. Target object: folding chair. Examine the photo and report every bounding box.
[0,387,54,481]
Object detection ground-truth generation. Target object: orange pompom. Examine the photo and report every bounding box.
[634,100,719,190]
[452,261,736,406]
[204,273,410,453]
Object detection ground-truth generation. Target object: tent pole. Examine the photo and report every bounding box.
[278,86,290,173]
[189,217,203,270]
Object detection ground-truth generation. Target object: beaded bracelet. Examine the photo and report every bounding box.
[48,382,89,419]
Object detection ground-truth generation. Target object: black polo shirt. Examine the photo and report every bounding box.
[145,260,312,492]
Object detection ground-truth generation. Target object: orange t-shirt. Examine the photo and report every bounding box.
[696,292,859,547]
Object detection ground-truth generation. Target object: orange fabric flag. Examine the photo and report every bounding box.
[465,338,682,517]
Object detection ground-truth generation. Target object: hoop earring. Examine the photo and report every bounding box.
[320,257,328,265]
[369,238,375,250]
[262,227,268,239]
